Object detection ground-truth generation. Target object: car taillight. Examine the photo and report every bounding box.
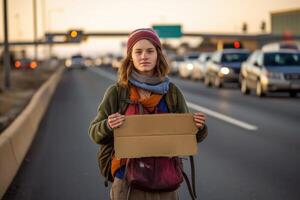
[30,61,38,69]
[15,61,21,68]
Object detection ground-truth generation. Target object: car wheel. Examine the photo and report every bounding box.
[256,81,265,97]
[241,79,250,95]
[204,75,211,87]
[289,91,297,97]
[214,76,223,88]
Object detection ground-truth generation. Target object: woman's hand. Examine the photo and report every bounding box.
[193,112,206,129]
[107,113,125,129]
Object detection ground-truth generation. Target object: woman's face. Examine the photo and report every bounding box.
[131,39,158,76]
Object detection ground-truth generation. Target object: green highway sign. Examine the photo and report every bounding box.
[152,25,182,38]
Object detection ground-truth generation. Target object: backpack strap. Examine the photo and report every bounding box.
[182,171,196,200]
[182,156,197,199]
[116,84,130,115]
[190,156,197,198]
[165,82,177,113]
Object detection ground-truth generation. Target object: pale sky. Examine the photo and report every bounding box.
[1,0,300,57]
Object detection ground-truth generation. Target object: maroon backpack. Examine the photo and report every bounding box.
[125,157,183,192]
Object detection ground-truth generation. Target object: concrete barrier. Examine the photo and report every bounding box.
[0,67,64,198]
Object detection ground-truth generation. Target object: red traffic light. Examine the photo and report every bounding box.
[234,41,241,49]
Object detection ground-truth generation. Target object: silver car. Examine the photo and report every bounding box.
[65,54,86,70]
[240,49,300,97]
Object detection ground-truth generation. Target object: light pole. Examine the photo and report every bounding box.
[3,0,11,89]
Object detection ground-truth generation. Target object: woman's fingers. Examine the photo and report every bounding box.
[110,117,125,126]
[193,112,206,128]
[194,116,205,121]
[108,115,125,129]
[108,113,120,120]
[196,123,204,128]
[194,112,205,116]
[110,121,125,129]
[108,115,124,124]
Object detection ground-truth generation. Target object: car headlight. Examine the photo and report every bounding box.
[187,63,194,70]
[220,67,230,75]
[65,59,72,67]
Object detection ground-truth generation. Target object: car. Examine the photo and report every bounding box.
[169,55,184,75]
[14,58,38,70]
[178,53,200,79]
[191,53,212,80]
[65,54,86,70]
[204,49,250,88]
[240,49,300,97]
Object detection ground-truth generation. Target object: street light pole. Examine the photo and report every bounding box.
[3,0,11,89]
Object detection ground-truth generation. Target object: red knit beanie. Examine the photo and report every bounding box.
[127,28,162,54]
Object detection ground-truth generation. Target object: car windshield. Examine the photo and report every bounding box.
[72,55,83,59]
[186,54,199,60]
[221,53,249,62]
[264,52,300,66]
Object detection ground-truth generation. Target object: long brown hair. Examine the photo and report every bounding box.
[118,41,170,87]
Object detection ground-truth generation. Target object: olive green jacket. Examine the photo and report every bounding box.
[88,83,207,145]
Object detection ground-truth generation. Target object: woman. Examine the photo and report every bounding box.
[89,28,207,200]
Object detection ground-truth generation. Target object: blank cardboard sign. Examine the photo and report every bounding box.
[114,113,198,158]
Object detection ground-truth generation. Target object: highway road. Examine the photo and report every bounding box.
[4,66,300,200]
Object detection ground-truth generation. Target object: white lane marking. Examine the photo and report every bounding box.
[187,101,258,131]
[90,67,258,131]
[89,67,116,81]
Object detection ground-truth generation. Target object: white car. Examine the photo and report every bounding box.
[178,53,200,79]
[191,53,212,80]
